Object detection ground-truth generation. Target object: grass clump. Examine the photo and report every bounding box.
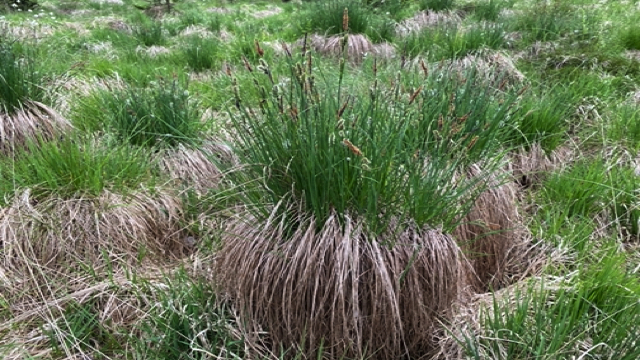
[507,88,573,153]
[472,0,507,22]
[224,55,513,233]
[45,299,124,358]
[508,1,598,44]
[462,246,640,359]
[76,78,203,148]
[0,137,155,204]
[297,0,395,43]
[182,35,220,72]
[0,40,43,114]
[403,23,505,60]
[132,271,244,359]
[419,0,455,12]
[133,18,166,47]
[541,159,607,219]
[607,104,640,149]
[620,25,640,51]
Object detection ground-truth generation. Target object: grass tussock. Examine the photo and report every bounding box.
[155,141,233,192]
[216,212,470,358]
[454,164,523,291]
[301,33,393,62]
[0,41,72,153]
[214,43,518,358]
[77,78,204,148]
[0,189,187,286]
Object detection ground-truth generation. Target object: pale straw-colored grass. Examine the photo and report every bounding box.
[0,101,72,154]
[215,208,472,358]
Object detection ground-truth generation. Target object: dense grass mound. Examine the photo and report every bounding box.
[0,137,188,293]
[0,40,71,154]
[217,213,469,358]
[454,164,524,292]
[213,48,523,357]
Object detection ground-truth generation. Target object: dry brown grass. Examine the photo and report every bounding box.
[156,140,235,192]
[396,10,462,37]
[215,209,472,359]
[453,164,526,292]
[410,51,526,89]
[0,189,188,286]
[509,144,575,189]
[0,266,171,360]
[298,34,395,63]
[0,101,72,154]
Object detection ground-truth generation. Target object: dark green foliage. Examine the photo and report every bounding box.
[221,53,514,235]
[620,25,640,50]
[419,0,455,12]
[183,35,220,72]
[403,23,505,60]
[508,1,598,44]
[1,0,38,12]
[0,40,43,113]
[297,0,395,43]
[472,0,505,21]
[80,79,203,148]
[133,19,166,47]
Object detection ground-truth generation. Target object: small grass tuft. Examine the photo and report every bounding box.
[0,40,43,114]
[78,78,204,148]
[620,25,640,51]
[419,0,455,12]
[0,136,155,204]
[182,35,221,72]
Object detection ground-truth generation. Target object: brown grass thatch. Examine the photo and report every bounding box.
[509,143,575,189]
[0,189,188,282]
[396,10,462,37]
[215,210,472,359]
[298,34,395,63]
[454,164,524,292]
[156,141,236,192]
[410,51,526,89]
[0,101,72,154]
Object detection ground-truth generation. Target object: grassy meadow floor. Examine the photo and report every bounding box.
[1,0,639,359]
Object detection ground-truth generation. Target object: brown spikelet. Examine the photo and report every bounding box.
[342,139,363,156]
[517,85,529,96]
[242,55,253,72]
[255,40,264,57]
[458,113,470,124]
[408,86,423,105]
[225,63,232,76]
[448,92,456,114]
[289,106,298,121]
[438,114,444,129]
[281,40,292,58]
[336,98,350,119]
[420,59,429,77]
[467,135,479,150]
[342,8,349,32]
